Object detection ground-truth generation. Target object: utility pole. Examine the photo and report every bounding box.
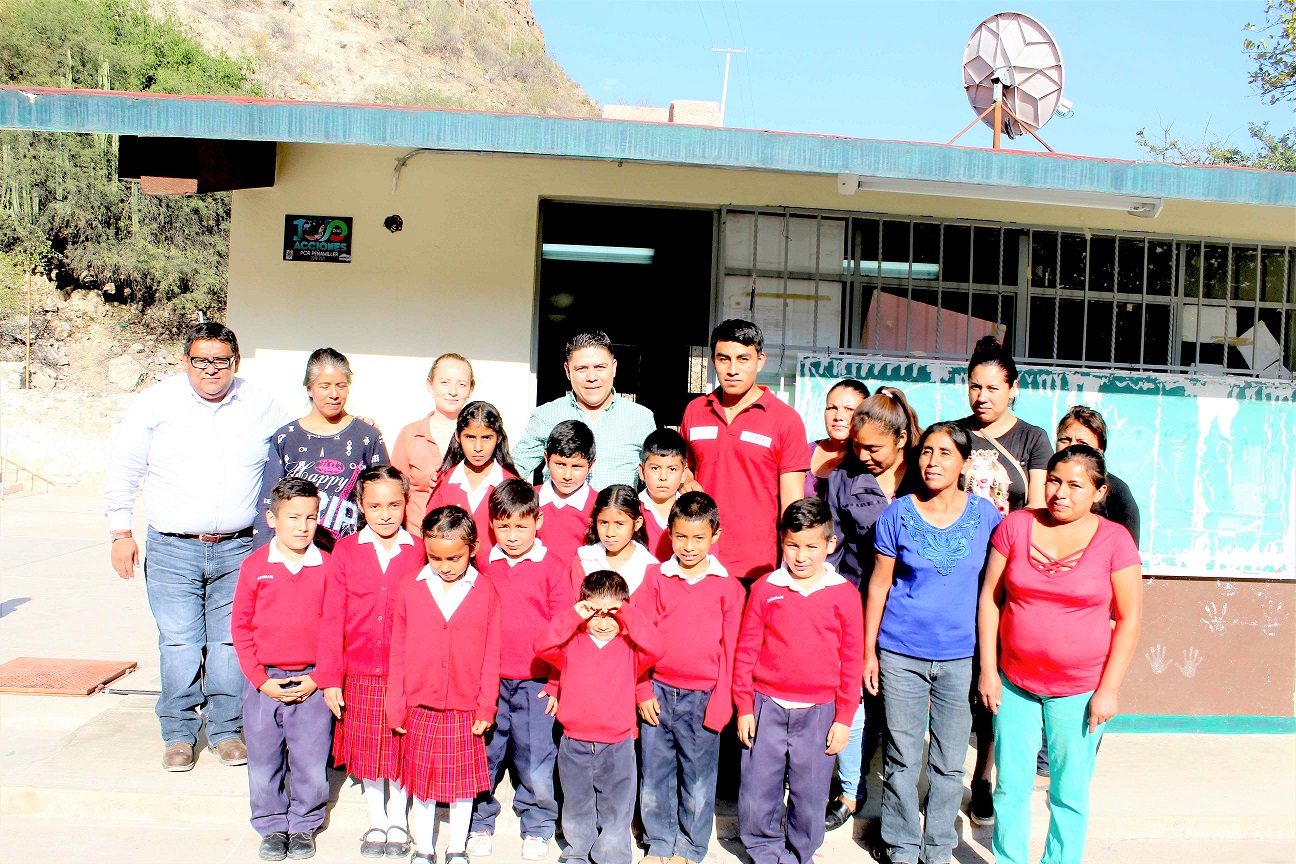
[711,46,746,127]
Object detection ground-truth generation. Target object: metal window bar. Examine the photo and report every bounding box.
[1053,232,1061,361]
[905,221,914,355]
[966,226,975,354]
[1253,242,1262,372]
[1081,233,1091,364]
[936,224,945,354]
[1110,237,1119,364]
[1139,239,1148,367]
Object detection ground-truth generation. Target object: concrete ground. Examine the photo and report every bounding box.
[2,492,1294,864]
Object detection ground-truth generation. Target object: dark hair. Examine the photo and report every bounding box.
[565,331,615,361]
[580,569,630,603]
[427,352,475,387]
[183,322,239,359]
[778,496,833,538]
[422,504,478,548]
[968,335,1019,387]
[640,427,689,464]
[270,477,319,515]
[710,318,764,355]
[303,347,352,387]
[583,483,650,547]
[917,421,972,461]
[1049,444,1108,494]
[851,387,920,449]
[438,401,519,478]
[828,378,870,402]
[545,419,596,462]
[669,491,720,533]
[488,478,541,522]
[1057,405,1108,452]
[354,464,409,505]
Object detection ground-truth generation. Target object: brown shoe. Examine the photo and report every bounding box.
[163,742,195,772]
[212,737,248,766]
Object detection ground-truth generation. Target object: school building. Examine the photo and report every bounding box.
[3,85,1294,732]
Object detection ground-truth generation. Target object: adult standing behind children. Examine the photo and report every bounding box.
[1055,406,1141,544]
[255,348,389,546]
[805,379,870,499]
[680,319,809,582]
[106,321,296,773]
[513,332,657,490]
[391,353,476,533]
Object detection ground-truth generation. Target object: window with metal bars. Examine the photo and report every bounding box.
[720,207,1295,381]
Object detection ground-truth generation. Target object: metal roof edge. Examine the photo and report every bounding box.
[2,86,1293,208]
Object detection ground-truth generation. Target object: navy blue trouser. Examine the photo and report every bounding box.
[243,666,333,836]
[558,735,636,864]
[639,681,721,861]
[472,677,559,838]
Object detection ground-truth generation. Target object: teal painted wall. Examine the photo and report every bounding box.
[796,356,1296,579]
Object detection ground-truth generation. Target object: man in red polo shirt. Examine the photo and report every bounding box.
[680,319,809,583]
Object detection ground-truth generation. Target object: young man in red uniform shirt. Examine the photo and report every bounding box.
[232,478,333,862]
[536,420,597,571]
[679,319,809,582]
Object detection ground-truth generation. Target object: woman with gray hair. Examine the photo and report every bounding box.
[254,348,389,547]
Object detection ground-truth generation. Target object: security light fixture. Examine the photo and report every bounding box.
[541,244,656,264]
[838,174,1163,219]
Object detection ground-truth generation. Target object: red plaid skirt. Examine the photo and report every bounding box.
[332,674,403,781]
[399,706,488,802]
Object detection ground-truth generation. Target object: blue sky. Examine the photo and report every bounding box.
[532,1,1292,161]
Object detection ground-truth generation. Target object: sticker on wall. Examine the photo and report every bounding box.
[283,215,353,263]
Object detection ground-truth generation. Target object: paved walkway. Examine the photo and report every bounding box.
[2,493,1294,863]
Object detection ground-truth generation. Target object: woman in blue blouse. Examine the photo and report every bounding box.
[864,421,1003,864]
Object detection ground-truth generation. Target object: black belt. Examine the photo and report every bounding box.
[160,526,254,543]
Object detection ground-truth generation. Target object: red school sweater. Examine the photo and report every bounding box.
[534,604,664,744]
[232,544,331,689]
[314,531,426,690]
[480,543,573,680]
[384,570,502,729]
[632,558,746,731]
[732,566,864,725]
[425,465,517,565]
[536,483,596,571]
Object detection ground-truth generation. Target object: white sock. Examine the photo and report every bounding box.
[362,779,388,831]
[412,797,438,855]
[387,781,410,832]
[445,799,472,854]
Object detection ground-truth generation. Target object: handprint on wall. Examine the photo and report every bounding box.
[1145,644,1171,675]
[1258,598,1286,637]
[1200,602,1229,635]
[1175,648,1204,678]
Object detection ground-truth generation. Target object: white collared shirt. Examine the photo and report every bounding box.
[577,541,658,595]
[638,489,677,533]
[357,526,416,573]
[539,480,592,511]
[660,554,728,586]
[765,562,848,597]
[488,538,549,566]
[417,565,479,620]
[266,539,324,575]
[446,461,505,513]
[104,374,295,533]
[589,634,614,649]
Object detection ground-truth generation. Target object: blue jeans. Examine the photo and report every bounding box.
[878,650,974,864]
[834,689,885,802]
[558,735,636,864]
[472,677,559,838]
[143,528,251,746]
[639,681,721,861]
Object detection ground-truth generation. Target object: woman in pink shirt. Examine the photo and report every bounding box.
[976,445,1142,864]
[391,354,476,534]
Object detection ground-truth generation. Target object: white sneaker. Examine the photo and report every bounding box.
[465,832,493,856]
[520,835,549,860]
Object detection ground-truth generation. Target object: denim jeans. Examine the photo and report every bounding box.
[878,650,974,864]
[143,528,252,746]
[639,681,721,861]
[558,735,636,864]
[834,689,885,802]
[473,677,559,838]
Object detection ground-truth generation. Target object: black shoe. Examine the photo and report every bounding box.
[287,832,316,859]
[258,833,289,862]
[361,828,387,858]
[825,798,855,831]
[969,779,995,826]
[385,826,412,858]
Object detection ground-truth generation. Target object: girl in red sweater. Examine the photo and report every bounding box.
[387,506,502,864]
[425,401,519,567]
[569,484,659,600]
[316,466,426,858]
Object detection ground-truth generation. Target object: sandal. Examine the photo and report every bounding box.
[411,854,435,864]
[360,829,387,858]
[444,854,468,864]
[385,826,412,858]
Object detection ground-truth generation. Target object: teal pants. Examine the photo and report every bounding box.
[992,673,1104,864]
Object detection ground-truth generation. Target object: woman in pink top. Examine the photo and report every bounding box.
[976,445,1142,864]
[391,354,475,533]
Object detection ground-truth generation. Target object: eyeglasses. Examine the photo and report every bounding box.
[188,356,235,370]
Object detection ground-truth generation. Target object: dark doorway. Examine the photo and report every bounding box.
[536,202,715,426]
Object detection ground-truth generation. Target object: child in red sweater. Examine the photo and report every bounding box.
[425,401,519,567]
[468,479,571,860]
[636,428,690,562]
[535,571,664,864]
[232,478,333,862]
[316,466,425,858]
[633,492,744,864]
[569,485,659,600]
[733,497,864,864]
[386,506,502,864]
[536,419,597,571]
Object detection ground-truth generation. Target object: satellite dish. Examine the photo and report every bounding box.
[961,12,1067,145]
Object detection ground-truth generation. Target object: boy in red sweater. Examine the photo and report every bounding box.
[536,419,596,570]
[633,492,744,864]
[468,479,570,860]
[535,571,664,864]
[733,497,864,864]
[636,428,689,562]
[232,478,333,862]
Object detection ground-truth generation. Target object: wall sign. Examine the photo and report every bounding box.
[283,215,352,263]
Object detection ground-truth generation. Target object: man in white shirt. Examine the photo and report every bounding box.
[105,323,294,772]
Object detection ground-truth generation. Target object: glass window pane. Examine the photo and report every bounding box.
[1117,238,1145,295]
[1027,295,1057,359]
[1232,246,1258,302]
[1088,235,1115,293]
[1085,299,1115,363]
[1142,303,1173,367]
[1147,241,1175,296]
[1203,244,1229,300]
[722,275,842,350]
[941,224,971,284]
[1259,247,1288,303]
[1030,231,1058,289]
[1059,234,1086,292]
[1182,243,1201,298]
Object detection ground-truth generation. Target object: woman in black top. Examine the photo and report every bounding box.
[1055,406,1141,544]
